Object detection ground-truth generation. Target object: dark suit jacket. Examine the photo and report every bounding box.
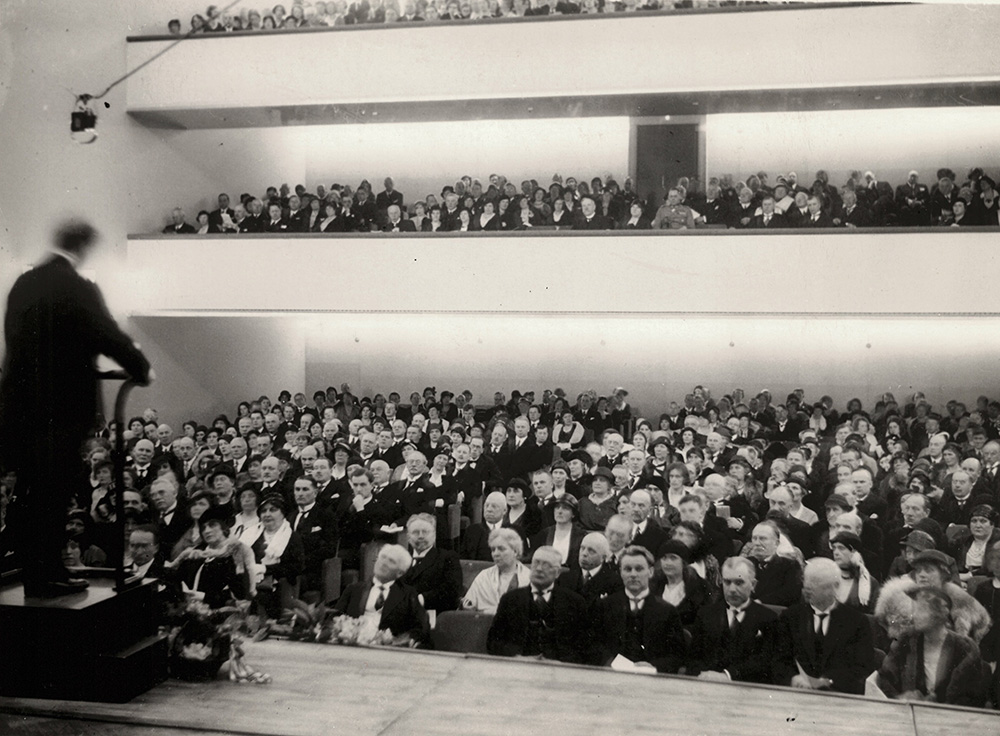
[751,213,786,229]
[508,437,542,480]
[0,255,150,463]
[375,190,404,212]
[486,444,513,482]
[332,579,429,644]
[460,522,496,561]
[572,213,612,230]
[157,507,190,560]
[592,591,687,672]
[687,599,778,683]
[631,520,670,558]
[399,546,462,612]
[487,585,587,663]
[752,555,802,607]
[289,504,338,585]
[803,212,835,228]
[839,204,872,227]
[773,602,875,694]
[381,219,416,233]
[557,562,624,606]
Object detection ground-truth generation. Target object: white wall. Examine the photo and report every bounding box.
[126,313,1000,428]
[703,108,1000,188]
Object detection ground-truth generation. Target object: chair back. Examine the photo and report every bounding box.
[430,610,495,654]
[460,559,494,592]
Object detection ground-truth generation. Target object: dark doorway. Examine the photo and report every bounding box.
[634,123,700,211]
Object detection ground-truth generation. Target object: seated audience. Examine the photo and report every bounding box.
[487,545,587,662]
[250,494,305,618]
[877,587,989,706]
[332,544,430,646]
[399,513,463,613]
[462,527,531,613]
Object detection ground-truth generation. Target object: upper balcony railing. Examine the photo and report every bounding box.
[125,3,1000,129]
[123,228,1000,316]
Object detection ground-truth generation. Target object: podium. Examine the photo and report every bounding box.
[0,576,168,702]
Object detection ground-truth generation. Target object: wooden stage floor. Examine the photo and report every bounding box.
[1,640,997,735]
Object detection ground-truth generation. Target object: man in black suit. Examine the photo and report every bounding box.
[687,556,778,683]
[773,558,875,694]
[399,513,462,613]
[894,170,931,226]
[284,195,309,233]
[289,476,338,595]
[590,545,686,673]
[150,476,188,562]
[771,405,801,442]
[557,531,624,606]
[750,196,786,229]
[461,490,507,561]
[468,436,502,489]
[486,423,513,482]
[835,188,871,228]
[207,192,235,230]
[572,195,612,230]
[331,544,430,645]
[746,521,802,607]
[934,470,988,529]
[802,195,834,228]
[0,220,151,596]
[162,208,196,234]
[508,417,543,481]
[487,546,588,662]
[765,486,815,559]
[265,203,289,232]
[375,177,404,217]
[626,489,669,557]
[381,205,416,232]
[338,467,400,570]
[313,457,349,513]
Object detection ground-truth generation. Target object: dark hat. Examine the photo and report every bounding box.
[187,490,214,508]
[830,531,862,551]
[331,442,353,457]
[649,436,672,451]
[786,471,810,489]
[592,467,615,483]
[727,455,752,471]
[912,549,951,571]
[550,459,569,474]
[643,476,666,493]
[970,504,997,523]
[207,465,236,485]
[197,503,233,530]
[258,494,287,515]
[655,539,691,563]
[553,494,579,513]
[565,449,592,465]
[506,478,530,494]
[903,529,936,551]
[824,493,852,511]
[712,427,732,441]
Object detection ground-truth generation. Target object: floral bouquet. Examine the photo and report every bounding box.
[165,598,271,684]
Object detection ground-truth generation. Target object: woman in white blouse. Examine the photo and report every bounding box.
[462,528,531,613]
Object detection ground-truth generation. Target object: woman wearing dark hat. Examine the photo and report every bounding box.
[830,532,880,614]
[969,175,999,226]
[670,520,722,589]
[954,504,1000,579]
[646,437,673,479]
[503,479,542,543]
[877,587,988,707]
[167,506,248,609]
[171,490,214,562]
[579,467,618,532]
[529,494,585,569]
[650,539,716,627]
[330,442,353,482]
[251,494,305,618]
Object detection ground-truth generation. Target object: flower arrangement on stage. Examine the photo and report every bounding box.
[271,599,415,648]
[165,598,272,684]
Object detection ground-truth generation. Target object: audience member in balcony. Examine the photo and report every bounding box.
[472,201,500,231]
[399,1,426,20]
[834,187,872,228]
[545,197,572,227]
[930,174,959,225]
[265,203,289,232]
[463,527,531,613]
[513,198,542,229]
[194,210,220,235]
[950,199,973,227]
[382,204,416,232]
[620,200,651,229]
[895,170,931,226]
[801,195,833,228]
[163,207,196,234]
[730,187,756,229]
[167,18,182,35]
[970,175,998,225]
[376,177,404,215]
[573,195,611,230]
[190,14,206,33]
[750,196,785,229]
